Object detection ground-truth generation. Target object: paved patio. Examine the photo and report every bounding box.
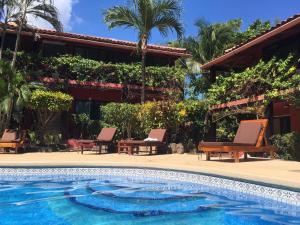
[0,152,299,189]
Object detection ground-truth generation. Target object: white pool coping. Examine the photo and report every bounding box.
[0,167,299,206]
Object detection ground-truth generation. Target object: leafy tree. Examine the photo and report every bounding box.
[234,19,271,44]
[30,89,73,143]
[11,0,62,68]
[104,0,183,103]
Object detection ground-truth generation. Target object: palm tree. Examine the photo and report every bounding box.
[104,0,183,103]
[0,0,18,60]
[0,61,31,131]
[11,0,62,68]
[186,19,241,65]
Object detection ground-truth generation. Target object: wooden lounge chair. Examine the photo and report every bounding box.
[118,129,167,155]
[0,129,26,154]
[76,128,117,154]
[198,119,276,163]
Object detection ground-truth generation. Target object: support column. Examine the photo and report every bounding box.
[205,68,217,141]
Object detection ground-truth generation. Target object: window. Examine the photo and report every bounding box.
[0,34,16,50]
[273,116,291,135]
[74,100,103,120]
[90,101,102,120]
[43,42,65,57]
[74,46,100,60]
[75,100,90,115]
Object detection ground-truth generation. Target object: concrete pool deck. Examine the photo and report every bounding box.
[0,152,299,189]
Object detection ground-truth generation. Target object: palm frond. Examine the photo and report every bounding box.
[103,6,140,30]
[27,3,62,31]
[154,15,183,38]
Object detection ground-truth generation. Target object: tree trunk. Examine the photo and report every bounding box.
[11,24,23,68]
[141,51,146,103]
[0,21,8,60]
[140,35,147,103]
[11,0,27,68]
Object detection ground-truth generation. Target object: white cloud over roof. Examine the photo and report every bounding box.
[27,0,81,32]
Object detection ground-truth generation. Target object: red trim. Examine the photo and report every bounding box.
[211,95,265,110]
[202,14,300,70]
[41,77,179,92]
[211,87,300,110]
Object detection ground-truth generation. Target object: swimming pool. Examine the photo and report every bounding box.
[0,167,299,225]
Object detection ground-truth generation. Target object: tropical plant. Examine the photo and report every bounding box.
[186,19,241,65]
[30,89,73,144]
[104,0,183,102]
[178,19,242,97]
[11,0,62,68]
[0,60,31,131]
[72,113,92,139]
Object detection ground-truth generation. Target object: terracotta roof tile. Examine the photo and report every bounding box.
[3,23,189,57]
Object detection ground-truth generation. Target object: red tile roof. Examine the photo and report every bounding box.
[202,14,300,70]
[2,23,190,57]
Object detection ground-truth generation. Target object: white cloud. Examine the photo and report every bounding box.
[27,0,81,31]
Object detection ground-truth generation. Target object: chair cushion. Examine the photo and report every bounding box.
[1,130,18,142]
[233,122,262,145]
[97,128,117,142]
[148,129,166,142]
[199,142,251,147]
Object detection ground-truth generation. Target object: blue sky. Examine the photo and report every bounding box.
[35,0,300,45]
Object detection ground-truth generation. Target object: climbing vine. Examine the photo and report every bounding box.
[206,54,300,107]
[3,50,187,89]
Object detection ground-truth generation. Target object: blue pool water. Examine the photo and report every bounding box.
[0,171,299,225]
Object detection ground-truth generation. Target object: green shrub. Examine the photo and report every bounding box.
[101,103,139,139]
[138,101,183,139]
[270,132,300,161]
[100,100,208,144]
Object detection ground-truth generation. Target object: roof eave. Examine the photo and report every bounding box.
[1,23,189,57]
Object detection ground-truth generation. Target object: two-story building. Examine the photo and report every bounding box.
[0,23,189,135]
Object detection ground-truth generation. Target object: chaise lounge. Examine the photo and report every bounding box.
[198,119,277,163]
[76,128,117,154]
[0,129,26,154]
[118,129,167,155]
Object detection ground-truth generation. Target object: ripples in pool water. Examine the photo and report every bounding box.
[0,176,299,225]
